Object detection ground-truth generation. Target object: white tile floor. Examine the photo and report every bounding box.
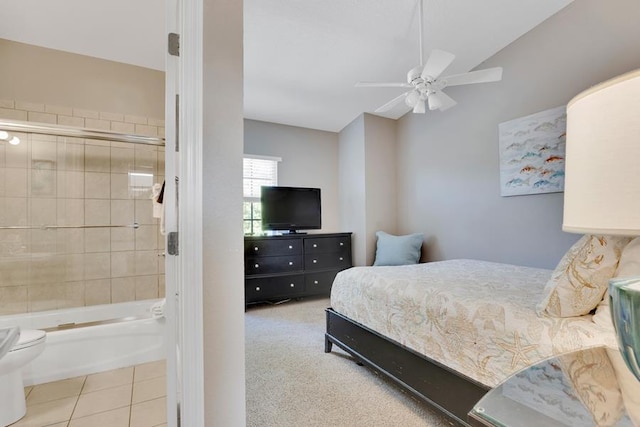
[11,360,167,427]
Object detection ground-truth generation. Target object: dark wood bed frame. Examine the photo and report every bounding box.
[325,308,491,426]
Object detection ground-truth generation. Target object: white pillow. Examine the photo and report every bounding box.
[537,235,630,317]
[592,237,640,330]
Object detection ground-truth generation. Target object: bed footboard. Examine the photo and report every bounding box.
[325,308,489,426]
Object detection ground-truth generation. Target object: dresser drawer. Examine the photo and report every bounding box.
[245,255,303,275]
[245,275,304,302]
[304,252,351,271]
[244,239,302,257]
[304,236,351,254]
[305,270,340,295]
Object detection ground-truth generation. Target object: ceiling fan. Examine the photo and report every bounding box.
[356,0,503,114]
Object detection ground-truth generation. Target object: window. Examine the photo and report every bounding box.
[243,155,280,235]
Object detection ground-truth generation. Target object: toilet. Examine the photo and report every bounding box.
[0,329,46,426]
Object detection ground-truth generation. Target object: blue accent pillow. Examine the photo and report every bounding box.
[373,231,423,266]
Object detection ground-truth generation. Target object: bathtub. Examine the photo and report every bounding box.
[0,299,166,386]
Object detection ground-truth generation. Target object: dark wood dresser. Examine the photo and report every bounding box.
[244,232,352,305]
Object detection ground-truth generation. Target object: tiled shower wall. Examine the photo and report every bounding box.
[0,100,166,315]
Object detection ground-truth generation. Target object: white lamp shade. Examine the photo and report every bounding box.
[563,69,640,236]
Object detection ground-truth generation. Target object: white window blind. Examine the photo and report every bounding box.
[243,156,280,201]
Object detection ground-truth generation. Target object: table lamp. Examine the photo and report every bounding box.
[563,69,640,381]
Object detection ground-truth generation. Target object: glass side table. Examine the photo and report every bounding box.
[469,346,640,427]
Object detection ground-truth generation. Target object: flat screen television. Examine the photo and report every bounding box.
[261,186,321,233]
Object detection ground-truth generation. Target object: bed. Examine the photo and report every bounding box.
[324,257,620,426]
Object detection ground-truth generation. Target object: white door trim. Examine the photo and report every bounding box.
[177,0,204,424]
[165,0,205,425]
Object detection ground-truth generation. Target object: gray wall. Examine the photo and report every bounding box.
[337,113,398,266]
[396,0,640,269]
[363,114,397,265]
[244,119,341,233]
[338,115,367,265]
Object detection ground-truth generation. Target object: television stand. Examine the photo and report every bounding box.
[244,232,352,306]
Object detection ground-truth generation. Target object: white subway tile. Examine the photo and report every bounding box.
[111,276,135,301]
[85,252,111,280]
[15,101,45,112]
[5,138,28,168]
[57,115,85,128]
[148,118,165,127]
[84,199,111,226]
[100,111,124,122]
[111,253,136,278]
[85,118,111,131]
[85,279,111,305]
[73,108,100,119]
[135,275,158,300]
[85,172,111,199]
[124,114,147,125]
[0,286,28,315]
[45,104,73,116]
[0,108,27,121]
[0,99,15,109]
[57,198,84,226]
[111,121,136,134]
[85,229,111,253]
[111,199,134,225]
[4,168,28,197]
[111,227,135,252]
[85,145,111,172]
[135,124,158,137]
[28,111,57,124]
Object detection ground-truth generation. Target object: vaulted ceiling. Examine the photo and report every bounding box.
[0,0,573,132]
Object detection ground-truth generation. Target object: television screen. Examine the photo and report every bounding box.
[261,186,321,233]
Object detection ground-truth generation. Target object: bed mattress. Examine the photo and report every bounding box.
[330,259,616,388]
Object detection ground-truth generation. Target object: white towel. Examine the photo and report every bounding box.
[151,183,166,235]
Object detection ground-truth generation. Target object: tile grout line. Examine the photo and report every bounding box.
[129,365,136,427]
[67,375,88,424]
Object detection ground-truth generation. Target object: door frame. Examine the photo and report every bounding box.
[165,0,205,425]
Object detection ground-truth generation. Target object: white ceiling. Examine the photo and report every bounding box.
[0,0,573,132]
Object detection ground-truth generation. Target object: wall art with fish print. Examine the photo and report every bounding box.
[499,105,566,196]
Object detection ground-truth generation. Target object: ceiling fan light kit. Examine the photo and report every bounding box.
[357,0,503,114]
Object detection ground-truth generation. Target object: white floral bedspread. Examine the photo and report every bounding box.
[330,259,617,387]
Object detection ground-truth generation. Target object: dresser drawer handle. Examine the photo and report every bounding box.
[314,280,318,285]
[288,245,293,249]
[290,283,295,287]
[255,287,261,291]
[339,257,343,261]
[254,263,259,268]
[312,259,317,263]
[288,261,293,266]
[254,246,259,251]
[340,242,344,246]
[313,243,317,248]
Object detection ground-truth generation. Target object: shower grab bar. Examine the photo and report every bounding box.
[0,222,139,230]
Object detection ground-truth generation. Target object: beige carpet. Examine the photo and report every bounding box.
[245,297,452,427]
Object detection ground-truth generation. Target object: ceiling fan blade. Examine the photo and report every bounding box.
[420,50,456,80]
[413,100,426,114]
[375,91,411,113]
[441,67,503,87]
[355,82,412,88]
[429,91,457,111]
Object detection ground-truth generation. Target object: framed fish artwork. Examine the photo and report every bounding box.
[498,105,566,196]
